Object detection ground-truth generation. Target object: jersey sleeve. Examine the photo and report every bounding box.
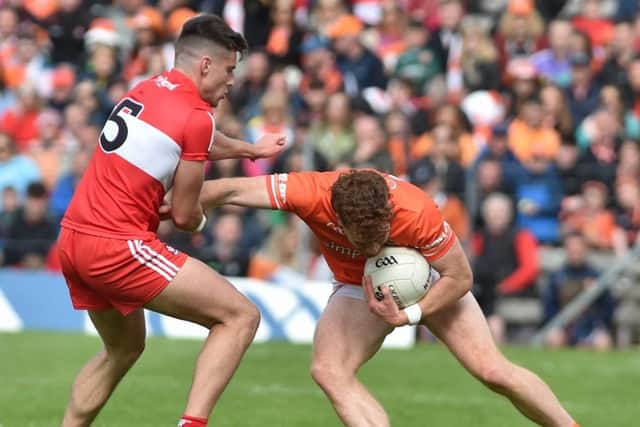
[181,109,215,161]
[264,172,318,217]
[414,198,456,263]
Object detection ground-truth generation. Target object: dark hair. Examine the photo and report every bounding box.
[176,14,247,56]
[27,181,47,199]
[331,170,392,239]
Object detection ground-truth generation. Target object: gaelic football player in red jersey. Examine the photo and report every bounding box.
[195,170,580,427]
[57,14,285,427]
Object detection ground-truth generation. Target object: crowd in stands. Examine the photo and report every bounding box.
[1,0,638,347]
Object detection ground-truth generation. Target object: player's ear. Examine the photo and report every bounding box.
[200,56,212,76]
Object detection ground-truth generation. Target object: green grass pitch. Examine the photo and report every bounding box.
[0,331,638,427]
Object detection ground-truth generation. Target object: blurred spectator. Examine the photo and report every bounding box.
[350,114,393,173]
[409,157,469,241]
[458,17,500,92]
[530,20,572,87]
[248,219,304,280]
[393,19,441,95]
[472,193,539,343]
[598,20,635,89]
[42,0,90,67]
[514,150,564,244]
[505,58,540,118]
[243,89,294,175]
[555,143,581,196]
[327,14,387,95]
[617,139,640,181]
[612,177,640,255]
[0,83,42,151]
[200,212,250,277]
[0,185,18,253]
[429,0,464,75]
[362,0,407,73]
[0,132,40,209]
[508,95,561,163]
[28,108,67,189]
[565,50,601,126]
[49,146,92,219]
[310,0,348,35]
[575,108,619,192]
[495,0,545,68]
[423,124,466,197]
[413,103,476,166]
[310,91,354,168]
[540,84,574,142]
[571,0,615,51]
[266,0,304,67]
[2,30,47,90]
[560,181,616,250]
[230,50,270,120]
[3,181,58,268]
[543,232,615,350]
[473,122,522,185]
[123,6,165,83]
[48,64,77,112]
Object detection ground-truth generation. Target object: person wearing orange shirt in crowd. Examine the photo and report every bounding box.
[194,169,580,427]
[508,94,561,163]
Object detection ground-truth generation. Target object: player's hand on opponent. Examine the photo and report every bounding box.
[253,133,286,160]
[159,199,172,221]
[362,275,409,327]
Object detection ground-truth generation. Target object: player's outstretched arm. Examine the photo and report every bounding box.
[209,131,286,161]
[200,176,273,210]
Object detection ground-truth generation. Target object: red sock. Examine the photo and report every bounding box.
[178,414,207,427]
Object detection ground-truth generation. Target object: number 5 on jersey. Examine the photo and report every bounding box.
[100,98,144,152]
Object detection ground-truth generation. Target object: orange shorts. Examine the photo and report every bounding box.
[58,227,188,315]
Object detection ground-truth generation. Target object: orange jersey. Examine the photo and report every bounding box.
[265,171,456,285]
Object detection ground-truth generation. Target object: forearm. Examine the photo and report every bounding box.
[199,178,238,210]
[209,131,257,161]
[417,273,472,318]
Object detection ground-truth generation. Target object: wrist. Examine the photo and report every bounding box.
[194,213,207,233]
[403,303,422,325]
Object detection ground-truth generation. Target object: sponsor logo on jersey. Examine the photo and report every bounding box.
[326,221,345,235]
[165,245,179,255]
[154,75,180,91]
[374,255,398,268]
[324,240,362,258]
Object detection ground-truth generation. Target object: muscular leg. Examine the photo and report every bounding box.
[62,309,146,427]
[145,257,260,419]
[423,292,576,427]
[310,290,393,427]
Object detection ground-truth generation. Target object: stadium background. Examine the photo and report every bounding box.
[1,0,640,425]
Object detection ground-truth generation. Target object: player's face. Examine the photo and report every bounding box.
[200,49,237,106]
[342,223,391,257]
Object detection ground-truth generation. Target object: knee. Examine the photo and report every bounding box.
[225,303,261,338]
[106,341,145,368]
[475,360,513,394]
[310,361,347,393]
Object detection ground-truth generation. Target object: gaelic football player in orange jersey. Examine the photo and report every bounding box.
[194,169,580,427]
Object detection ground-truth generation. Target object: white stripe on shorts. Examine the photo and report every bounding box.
[127,240,173,281]
[134,240,179,275]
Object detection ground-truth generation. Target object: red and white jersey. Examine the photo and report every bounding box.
[62,69,215,239]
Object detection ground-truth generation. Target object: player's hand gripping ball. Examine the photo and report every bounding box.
[364,247,433,308]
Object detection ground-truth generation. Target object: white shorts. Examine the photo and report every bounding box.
[331,282,365,301]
